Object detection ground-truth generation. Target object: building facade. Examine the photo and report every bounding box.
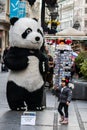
[0,0,10,57]
[58,0,87,35]
[57,0,87,52]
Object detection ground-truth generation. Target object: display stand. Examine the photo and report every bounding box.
[54,45,72,87]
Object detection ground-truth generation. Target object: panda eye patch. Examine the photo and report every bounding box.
[37,29,43,36]
[22,28,32,39]
[26,28,32,34]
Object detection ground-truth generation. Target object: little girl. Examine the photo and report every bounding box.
[55,78,72,124]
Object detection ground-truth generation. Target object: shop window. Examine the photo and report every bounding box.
[85,8,87,13]
[85,20,87,27]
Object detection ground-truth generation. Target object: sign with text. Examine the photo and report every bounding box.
[10,0,26,18]
[21,111,36,125]
[18,2,26,18]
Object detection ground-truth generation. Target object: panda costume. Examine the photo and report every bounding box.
[4,17,48,111]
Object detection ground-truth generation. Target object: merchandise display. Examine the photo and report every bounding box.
[54,45,72,86]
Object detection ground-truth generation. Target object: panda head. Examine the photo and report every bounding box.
[9,17,44,50]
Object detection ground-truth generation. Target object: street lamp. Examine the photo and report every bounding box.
[41,0,45,29]
[41,0,59,34]
[45,1,59,34]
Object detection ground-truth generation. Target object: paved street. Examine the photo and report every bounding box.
[0,67,87,130]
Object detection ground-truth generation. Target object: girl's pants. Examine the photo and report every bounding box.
[58,102,68,118]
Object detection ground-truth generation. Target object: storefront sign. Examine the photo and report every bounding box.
[10,0,26,18]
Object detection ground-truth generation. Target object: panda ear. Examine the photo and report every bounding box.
[33,18,38,22]
[10,17,19,25]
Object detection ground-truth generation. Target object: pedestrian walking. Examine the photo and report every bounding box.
[54,78,72,124]
[1,46,10,72]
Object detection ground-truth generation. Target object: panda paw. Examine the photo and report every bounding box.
[41,105,46,110]
[17,107,26,111]
[36,107,42,111]
[36,106,46,111]
[27,106,46,111]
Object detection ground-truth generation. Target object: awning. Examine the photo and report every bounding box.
[45,35,87,40]
[56,27,85,36]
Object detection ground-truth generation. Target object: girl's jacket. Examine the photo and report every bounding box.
[57,86,72,103]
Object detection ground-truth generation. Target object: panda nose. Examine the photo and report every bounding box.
[35,36,40,41]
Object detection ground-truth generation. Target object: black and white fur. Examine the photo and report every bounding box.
[4,17,48,111]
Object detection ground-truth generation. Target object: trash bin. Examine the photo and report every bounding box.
[72,81,87,100]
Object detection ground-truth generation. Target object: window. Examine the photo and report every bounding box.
[85,20,87,27]
[85,8,87,13]
[0,38,1,48]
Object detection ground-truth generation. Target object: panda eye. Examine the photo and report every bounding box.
[37,29,43,36]
[26,28,32,34]
[22,28,32,39]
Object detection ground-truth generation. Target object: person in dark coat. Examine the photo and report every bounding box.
[44,48,54,89]
[54,78,72,124]
[1,46,10,72]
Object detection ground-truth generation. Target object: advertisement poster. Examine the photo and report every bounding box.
[10,0,26,18]
[0,0,6,19]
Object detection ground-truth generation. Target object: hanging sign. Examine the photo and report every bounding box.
[10,0,26,18]
[10,0,19,18]
[18,1,26,18]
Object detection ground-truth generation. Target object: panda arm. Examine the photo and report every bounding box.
[4,47,29,71]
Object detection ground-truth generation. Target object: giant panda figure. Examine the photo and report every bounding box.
[4,17,48,111]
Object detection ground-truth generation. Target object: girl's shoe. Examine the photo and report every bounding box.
[61,118,68,124]
[59,116,64,122]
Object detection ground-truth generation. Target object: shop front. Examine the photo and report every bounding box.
[0,20,10,62]
[0,0,10,61]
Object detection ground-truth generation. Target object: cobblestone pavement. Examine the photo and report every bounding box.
[0,68,87,130]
